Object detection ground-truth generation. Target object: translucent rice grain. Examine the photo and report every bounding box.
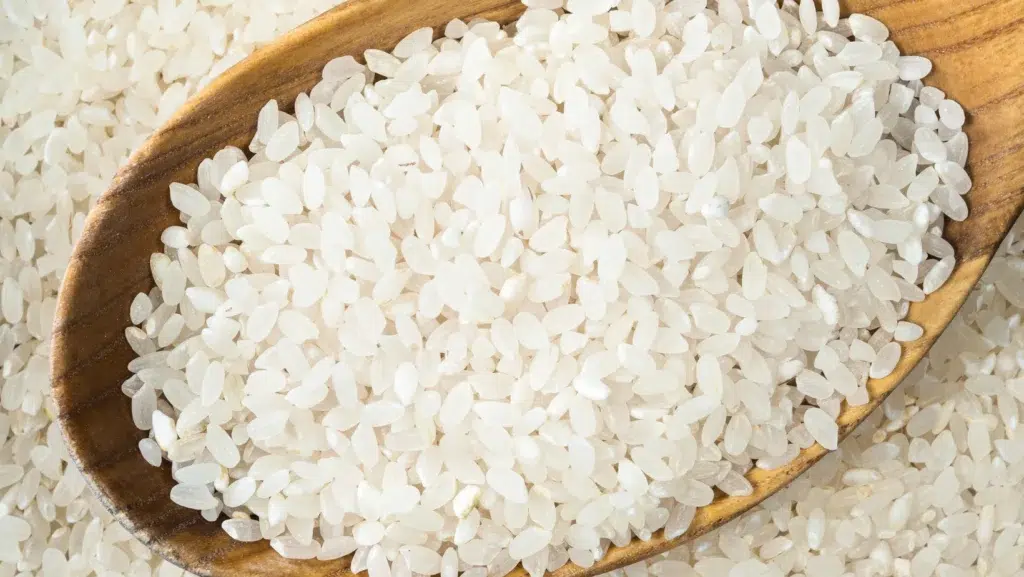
[169,184,211,218]
[271,537,320,560]
[923,257,955,294]
[206,424,240,468]
[664,505,696,539]
[849,14,888,42]
[220,161,249,194]
[935,161,972,196]
[222,518,262,542]
[798,0,817,34]
[898,56,933,81]
[785,137,811,184]
[821,0,840,27]
[170,484,218,510]
[754,3,782,39]
[796,370,833,400]
[265,121,300,161]
[130,293,153,325]
[914,128,948,163]
[804,408,839,450]
[870,342,902,379]
[223,477,257,508]
[256,100,279,143]
[631,0,656,37]
[508,528,552,560]
[894,321,924,342]
[138,439,162,467]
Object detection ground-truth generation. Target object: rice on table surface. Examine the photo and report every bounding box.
[2,0,1019,577]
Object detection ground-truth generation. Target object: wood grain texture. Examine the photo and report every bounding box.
[49,0,1024,576]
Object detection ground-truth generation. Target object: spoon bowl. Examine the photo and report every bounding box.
[51,0,1024,575]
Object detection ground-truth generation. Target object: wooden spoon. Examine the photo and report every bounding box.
[51,0,1024,575]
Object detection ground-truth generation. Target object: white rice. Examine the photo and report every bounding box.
[114,0,981,573]
[5,0,1018,576]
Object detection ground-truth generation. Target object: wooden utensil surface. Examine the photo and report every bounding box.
[51,0,1024,575]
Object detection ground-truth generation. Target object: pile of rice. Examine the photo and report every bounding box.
[119,0,977,574]
[2,1,1021,577]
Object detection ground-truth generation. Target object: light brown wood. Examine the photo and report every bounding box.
[50,1,1024,576]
